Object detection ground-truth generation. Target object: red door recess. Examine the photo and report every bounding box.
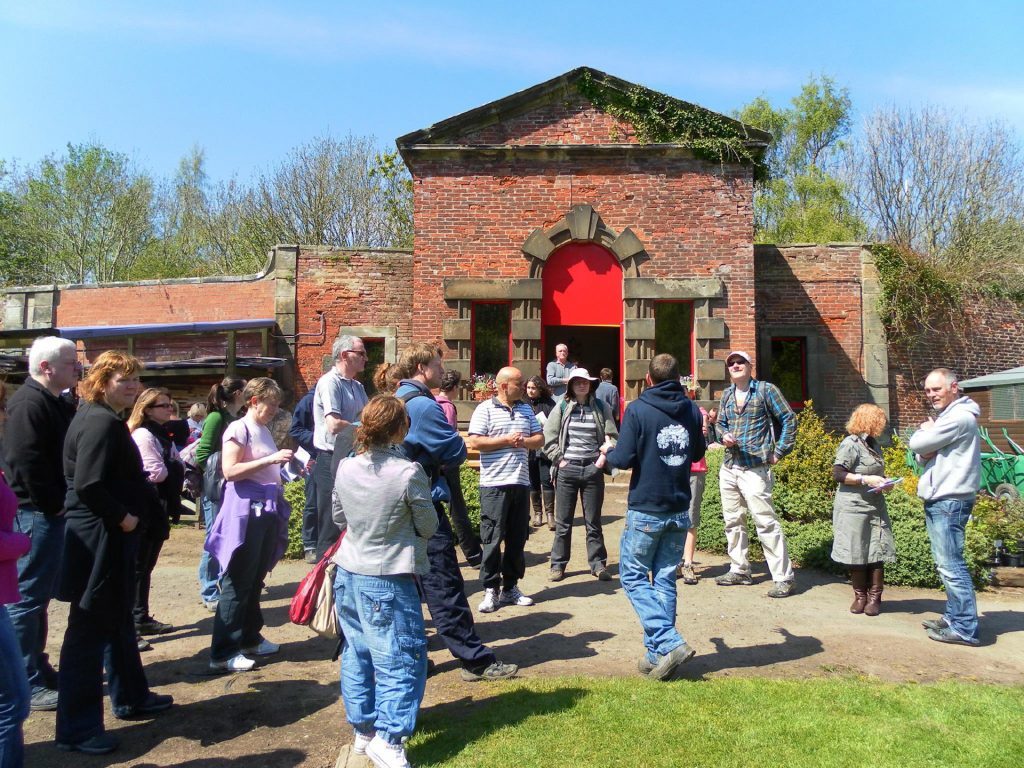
[542,242,623,325]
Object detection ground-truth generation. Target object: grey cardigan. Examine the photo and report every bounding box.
[542,395,618,464]
[332,447,438,576]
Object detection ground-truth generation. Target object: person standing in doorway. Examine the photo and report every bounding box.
[312,336,368,558]
[909,368,982,646]
[543,368,617,582]
[545,344,576,398]
[1,336,78,713]
[709,350,798,598]
[595,368,620,427]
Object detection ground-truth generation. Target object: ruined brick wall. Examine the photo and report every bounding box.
[755,244,868,427]
[888,298,1024,431]
[292,247,414,393]
[54,278,274,326]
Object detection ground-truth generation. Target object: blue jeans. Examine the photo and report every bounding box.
[334,568,427,744]
[619,509,689,662]
[9,508,64,692]
[198,497,221,603]
[924,497,979,642]
[0,606,30,768]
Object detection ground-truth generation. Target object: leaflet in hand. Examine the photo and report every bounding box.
[867,477,902,494]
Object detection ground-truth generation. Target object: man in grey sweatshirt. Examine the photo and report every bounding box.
[907,368,982,646]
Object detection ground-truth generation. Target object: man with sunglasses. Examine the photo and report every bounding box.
[709,350,797,598]
[311,335,368,558]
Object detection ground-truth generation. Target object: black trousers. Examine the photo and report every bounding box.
[314,450,341,559]
[133,531,166,623]
[442,466,481,560]
[551,462,607,570]
[420,502,494,669]
[478,485,530,591]
[210,510,278,662]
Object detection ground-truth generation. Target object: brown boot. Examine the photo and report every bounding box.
[864,564,884,616]
[542,489,556,531]
[849,567,868,614]
[530,491,544,527]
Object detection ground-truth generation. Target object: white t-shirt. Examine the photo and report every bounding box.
[223,416,281,486]
[468,398,542,487]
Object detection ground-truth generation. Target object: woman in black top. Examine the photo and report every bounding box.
[56,352,173,755]
[525,376,556,530]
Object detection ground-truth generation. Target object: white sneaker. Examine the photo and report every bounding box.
[478,587,499,613]
[241,638,280,656]
[498,586,534,607]
[353,730,373,755]
[209,653,255,672]
[365,734,412,768]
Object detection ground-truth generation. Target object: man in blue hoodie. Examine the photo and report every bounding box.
[603,354,706,681]
[395,343,518,682]
[908,368,982,646]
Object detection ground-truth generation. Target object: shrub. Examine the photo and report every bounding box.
[773,402,841,523]
[284,478,307,559]
[460,463,481,534]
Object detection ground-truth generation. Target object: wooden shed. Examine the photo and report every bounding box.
[960,366,1024,454]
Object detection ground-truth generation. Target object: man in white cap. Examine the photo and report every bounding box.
[709,350,798,597]
[542,367,618,581]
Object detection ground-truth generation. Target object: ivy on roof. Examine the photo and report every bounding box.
[574,69,768,179]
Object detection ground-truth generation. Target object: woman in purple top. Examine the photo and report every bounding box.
[206,378,293,673]
[0,381,33,768]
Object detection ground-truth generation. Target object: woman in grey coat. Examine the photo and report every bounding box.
[831,404,897,616]
[331,395,438,768]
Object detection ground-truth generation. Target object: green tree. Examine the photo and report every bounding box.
[737,76,865,244]
[0,161,36,286]
[16,142,155,283]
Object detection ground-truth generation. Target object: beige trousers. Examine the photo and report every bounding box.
[719,463,794,582]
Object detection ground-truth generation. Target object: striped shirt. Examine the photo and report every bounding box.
[562,403,600,462]
[715,378,796,468]
[468,397,542,487]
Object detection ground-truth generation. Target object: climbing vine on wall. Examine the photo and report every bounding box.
[574,69,768,179]
[870,243,962,343]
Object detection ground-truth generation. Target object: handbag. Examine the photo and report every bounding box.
[289,534,343,626]
[202,450,225,503]
[309,562,339,638]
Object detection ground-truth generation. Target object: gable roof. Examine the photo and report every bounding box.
[397,66,771,164]
[960,366,1024,389]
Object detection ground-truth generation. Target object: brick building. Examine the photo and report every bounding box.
[3,67,1023,435]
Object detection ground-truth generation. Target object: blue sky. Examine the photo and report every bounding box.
[2,0,1022,183]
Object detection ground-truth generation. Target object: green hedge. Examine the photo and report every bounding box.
[284,479,306,559]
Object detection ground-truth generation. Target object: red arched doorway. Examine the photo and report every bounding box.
[542,242,623,401]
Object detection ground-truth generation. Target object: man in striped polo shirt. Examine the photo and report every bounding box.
[467,367,544,613]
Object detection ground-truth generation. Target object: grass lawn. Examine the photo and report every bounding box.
[412,676,1024,768]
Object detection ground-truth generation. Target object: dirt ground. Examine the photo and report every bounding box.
[22,483,1024,767]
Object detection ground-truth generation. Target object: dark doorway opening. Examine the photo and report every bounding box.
[543,325,620,381]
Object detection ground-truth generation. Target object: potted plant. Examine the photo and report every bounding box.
[472,374,496,401]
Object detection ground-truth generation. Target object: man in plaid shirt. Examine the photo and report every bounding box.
[709,350,798,597]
